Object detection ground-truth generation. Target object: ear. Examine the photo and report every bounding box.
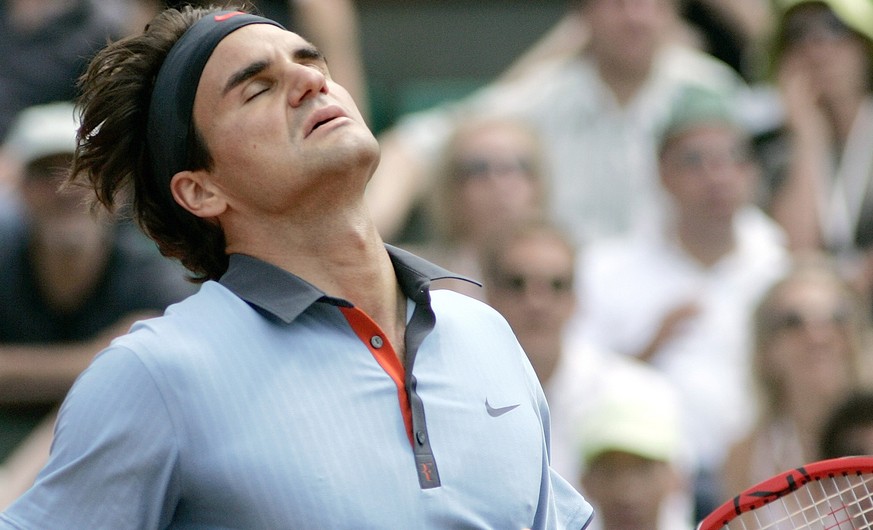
[170,169,227,219]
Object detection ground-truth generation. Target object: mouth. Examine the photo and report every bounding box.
[305,105,348,138]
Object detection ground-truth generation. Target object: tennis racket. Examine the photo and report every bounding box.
[697,456,873,529]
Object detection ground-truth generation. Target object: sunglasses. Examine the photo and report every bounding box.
[454,156,535,182]
[666,144,752,172]
[494,273,574,296]
[769,305,852,332]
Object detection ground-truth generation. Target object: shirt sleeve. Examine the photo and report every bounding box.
[0,347,180,529]
[542,468,595,530]
[521,343,595,530]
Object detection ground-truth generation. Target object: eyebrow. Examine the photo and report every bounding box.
[221,45,326,97]
[223,59,270,96]
[294,45,325,63]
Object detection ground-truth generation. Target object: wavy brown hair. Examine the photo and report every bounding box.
[70,4,249,282]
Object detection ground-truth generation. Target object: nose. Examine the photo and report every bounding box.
[286,64,329,107]
[699,154,738,183]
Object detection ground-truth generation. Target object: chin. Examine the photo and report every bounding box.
[318,137,380,182]
[348,134,381,172]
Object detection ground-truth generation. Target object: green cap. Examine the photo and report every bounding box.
[657,86,742,155]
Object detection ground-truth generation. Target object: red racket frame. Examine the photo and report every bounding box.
[698,456,873,530]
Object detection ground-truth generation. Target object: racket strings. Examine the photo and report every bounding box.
[721,472,873,529]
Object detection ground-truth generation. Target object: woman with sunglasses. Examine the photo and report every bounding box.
[720,253,873,498]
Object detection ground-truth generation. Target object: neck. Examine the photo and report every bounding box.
[226,205,406,358]
[593,54,653,107]
[675,215,736,267]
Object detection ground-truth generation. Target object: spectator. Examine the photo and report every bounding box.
[571,86,790,515]
[367,0,745,245]
[0,102,195,499]
[722,254,872,495]
[761,0,873,293]
[409,114,548,299]
[577,361,693,530]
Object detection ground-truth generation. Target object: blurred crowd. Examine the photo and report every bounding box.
[3,0,873,529]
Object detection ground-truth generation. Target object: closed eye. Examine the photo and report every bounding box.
[243,81,272,102]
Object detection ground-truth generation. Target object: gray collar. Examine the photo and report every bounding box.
[219,245,478,324]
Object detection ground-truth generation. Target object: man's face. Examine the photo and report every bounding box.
[20,153,108,250]
[581,451,675,530]
[189,24,379,218]
[450,123,542,242]
[485,231,576,382]
[582,0,675,74]
[659,124,756,223]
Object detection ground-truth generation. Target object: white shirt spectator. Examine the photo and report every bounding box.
[571,205,790,471]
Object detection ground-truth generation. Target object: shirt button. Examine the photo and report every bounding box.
[416,430,427,445]
[370,335,384,348]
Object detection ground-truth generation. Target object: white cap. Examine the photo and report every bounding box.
[578,362,684,464]
[4,101,79,166]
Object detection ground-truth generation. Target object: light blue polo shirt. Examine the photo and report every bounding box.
[0,246,593,529]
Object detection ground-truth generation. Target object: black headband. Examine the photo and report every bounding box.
[147,11,284,204]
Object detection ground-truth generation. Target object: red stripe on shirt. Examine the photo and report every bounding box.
[339,306,413,446]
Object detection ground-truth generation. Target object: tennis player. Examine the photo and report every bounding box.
[0,4,592,529]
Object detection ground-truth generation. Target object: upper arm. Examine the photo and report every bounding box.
[0,347,180,529]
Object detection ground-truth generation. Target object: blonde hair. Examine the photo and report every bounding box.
[428,114,549,244]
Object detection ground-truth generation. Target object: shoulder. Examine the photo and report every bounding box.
[430,288,508,325]
[429,289,518,342]
[427,290,525,364]
[108,282,249,362]
[657,44,745,92]
[8,343,181,528]
[472,55,594,113]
